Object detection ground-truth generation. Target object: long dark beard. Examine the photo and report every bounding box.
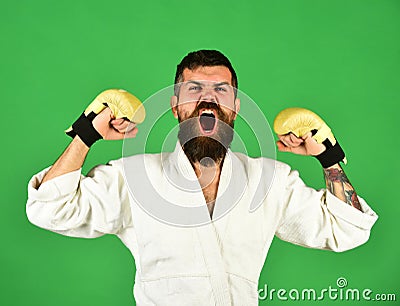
[177,102,235,167]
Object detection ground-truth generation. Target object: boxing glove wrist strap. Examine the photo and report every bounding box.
[315,140,345,168]
[66,113,102,147]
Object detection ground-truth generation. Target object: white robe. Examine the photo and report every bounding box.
[26,143,378,305]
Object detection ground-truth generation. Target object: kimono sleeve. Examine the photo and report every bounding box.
[26,160,132,238]
[275,167,378,252]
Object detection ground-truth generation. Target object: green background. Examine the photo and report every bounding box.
[2,0,399,305]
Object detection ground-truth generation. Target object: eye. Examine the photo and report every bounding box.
[215,87,227,92]
[189,86,202,91]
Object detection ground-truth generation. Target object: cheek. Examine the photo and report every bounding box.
[177,103,197,119]
[176,108,191,122]
[179,92,200,104]
[220,99,236,112]
[220,106,236,120]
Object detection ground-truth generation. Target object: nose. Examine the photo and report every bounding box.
[200,87,217,103]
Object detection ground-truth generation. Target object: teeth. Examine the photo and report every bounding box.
[201,109,214,115]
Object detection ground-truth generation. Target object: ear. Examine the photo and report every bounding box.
[233,97,240,120]
[170,95,178,119]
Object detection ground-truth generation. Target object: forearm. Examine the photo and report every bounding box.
[41,136,89,186]
[323,164,362,211]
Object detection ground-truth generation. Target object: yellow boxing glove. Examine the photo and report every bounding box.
[273,107,346,167]
[66,89,145,147]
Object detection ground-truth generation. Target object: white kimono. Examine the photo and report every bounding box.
[26,143,378,305]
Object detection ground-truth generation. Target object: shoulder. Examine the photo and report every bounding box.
[104,153,167,178]
[232,152,303,192]
[107,152,164,167]
[231,151,292,176]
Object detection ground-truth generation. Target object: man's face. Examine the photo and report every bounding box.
[171,66,239,125]
[170,66,241,166]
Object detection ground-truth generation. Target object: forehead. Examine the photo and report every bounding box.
[182,66,232,84]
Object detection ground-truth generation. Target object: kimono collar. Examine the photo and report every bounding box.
[167,141,233,182]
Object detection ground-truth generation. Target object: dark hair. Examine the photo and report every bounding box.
[174,50,238,96]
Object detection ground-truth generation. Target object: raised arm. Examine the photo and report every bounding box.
[273,109,378,251]
[274,106,365,211]
[41,107,137,185]
[276,132,363,212]
[323,164,362,211]
[27,90,143,238]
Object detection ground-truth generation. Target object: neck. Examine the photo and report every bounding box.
[191,158,223,188]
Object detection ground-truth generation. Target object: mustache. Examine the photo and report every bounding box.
[190,101,226,119]
[177,101,235,166]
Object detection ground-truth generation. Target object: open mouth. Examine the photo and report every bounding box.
[199,109,217,134]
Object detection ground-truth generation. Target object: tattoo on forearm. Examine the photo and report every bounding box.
[323,167,362,211]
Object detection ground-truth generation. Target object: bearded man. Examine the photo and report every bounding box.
[26,50,378,305]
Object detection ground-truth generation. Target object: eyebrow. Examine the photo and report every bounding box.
[213,81,230,87]
[185,81,203,87]
[184,81,231,87]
